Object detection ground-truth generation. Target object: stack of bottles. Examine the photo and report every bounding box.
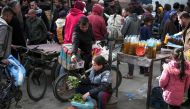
[123,36,161,59]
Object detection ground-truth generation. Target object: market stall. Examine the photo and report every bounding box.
[117,35,175,109]
[117,51,171,109]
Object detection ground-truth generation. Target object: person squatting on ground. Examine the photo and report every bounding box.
[76,55,112,109]
[159,48,190,109]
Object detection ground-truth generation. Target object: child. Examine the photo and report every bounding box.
[55,10,67,44]
[140,15,154,41]
[76,55,112,109]
[139,15,154,76]
[159,48,190,109]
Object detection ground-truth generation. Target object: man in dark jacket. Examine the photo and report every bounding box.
[71,16,94,70]
[0,6,13,62]
[30,1,49,30]
[25,9,48,45]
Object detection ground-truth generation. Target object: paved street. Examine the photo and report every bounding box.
[10,61,190,109]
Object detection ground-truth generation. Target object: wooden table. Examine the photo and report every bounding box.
[117,52,171,109]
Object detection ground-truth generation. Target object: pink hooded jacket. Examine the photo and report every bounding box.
[159,60,190,106]
[64,8,84,44]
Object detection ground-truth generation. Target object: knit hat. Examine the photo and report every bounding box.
[74,1,85,11]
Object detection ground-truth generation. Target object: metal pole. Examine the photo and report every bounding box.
[146,60,153,109]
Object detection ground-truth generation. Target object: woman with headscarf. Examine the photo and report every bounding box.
[161,11,179,44]
[88,4,108,41]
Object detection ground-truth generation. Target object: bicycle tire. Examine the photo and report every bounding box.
[51,62,61,81]
[53,72,79,102]
[27,68,47,101]
[0,101,11,109]
[111,65,122,92]
[54,63,62,81]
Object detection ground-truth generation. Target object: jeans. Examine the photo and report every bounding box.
[76,85,111,109]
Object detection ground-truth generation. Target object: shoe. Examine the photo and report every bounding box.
[123,74,133,79]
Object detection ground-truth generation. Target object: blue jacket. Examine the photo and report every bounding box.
[140,25,152,40]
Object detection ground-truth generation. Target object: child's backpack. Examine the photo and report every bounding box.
[150,87,168,109]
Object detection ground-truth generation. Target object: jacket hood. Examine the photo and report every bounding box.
[0,17,8,25]
[70,8,84,16]
[92,4,103,16]
[128,13,138,21]
[163,60,190,75]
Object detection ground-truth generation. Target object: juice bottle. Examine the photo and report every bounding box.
[123,37,131,54]
[164,33,170,44]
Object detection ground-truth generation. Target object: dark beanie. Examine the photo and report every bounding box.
[74,1,85,11]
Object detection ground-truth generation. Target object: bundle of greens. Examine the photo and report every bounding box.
[67,76,80,88]
[71,93,85,104]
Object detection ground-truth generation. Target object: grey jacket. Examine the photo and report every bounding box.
[121,13,141,37]
[26,17,47,45]
[87,66,112,95]
[0,17,12,59]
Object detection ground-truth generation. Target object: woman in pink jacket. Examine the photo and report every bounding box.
[159,48,190,109]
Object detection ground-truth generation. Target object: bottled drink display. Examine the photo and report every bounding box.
[123,36,161,59]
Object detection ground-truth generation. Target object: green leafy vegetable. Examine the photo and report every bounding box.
[67,76,80,88]
[71,93,85,104]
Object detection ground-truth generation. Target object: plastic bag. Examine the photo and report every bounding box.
[92,41,102,58]
[7,55,26,86]
[71,96,94,109]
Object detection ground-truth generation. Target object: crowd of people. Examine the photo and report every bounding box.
[0,0,190,109]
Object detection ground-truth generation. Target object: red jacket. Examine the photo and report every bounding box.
[87,4,107,40]
[159,60,190,106]
[64,8,84,44]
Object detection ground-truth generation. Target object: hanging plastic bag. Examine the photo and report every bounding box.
[92,41,102,58]
[7,55,26,86]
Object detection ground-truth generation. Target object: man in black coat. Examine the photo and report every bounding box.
[71,16,95,70]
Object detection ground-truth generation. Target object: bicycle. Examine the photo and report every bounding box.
[53,40,122,102]
[0,63,22,109]
[16,46,57,102]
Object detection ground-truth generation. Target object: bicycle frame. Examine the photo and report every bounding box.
[0,64,22,109]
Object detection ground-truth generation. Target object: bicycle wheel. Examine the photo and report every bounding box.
[53,72,79,102]
[27,68,47,101]
[51,62,61,81]
[111,65,122,92]
[0,101,10,109]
